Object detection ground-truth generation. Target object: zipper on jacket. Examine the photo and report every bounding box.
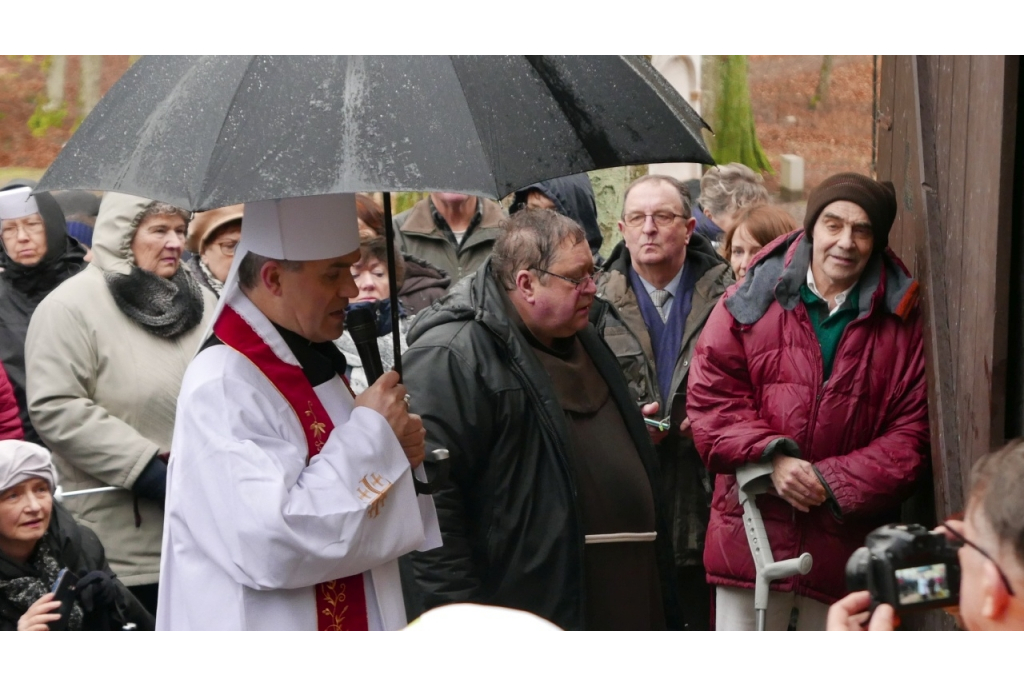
[505,350,589,627]
[599,295,660,406]
[795,304,827,594]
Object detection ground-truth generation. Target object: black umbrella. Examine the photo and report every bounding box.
[37,55,712,209]
[37,55,714,375]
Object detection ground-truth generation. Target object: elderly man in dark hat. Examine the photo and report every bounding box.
[686,172,929,630]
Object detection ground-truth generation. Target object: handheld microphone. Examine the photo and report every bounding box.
[344,305,450,495]
[346,307,385,384]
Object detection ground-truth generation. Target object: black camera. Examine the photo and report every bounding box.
[846,524,961,612]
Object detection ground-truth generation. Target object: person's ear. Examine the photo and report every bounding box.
[260,261,284,296]
[514,269,536,303]
[980,561,1011,621]
[617,219,626,237]
[684,216,697,243]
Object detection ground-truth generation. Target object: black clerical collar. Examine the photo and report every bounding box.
[271,323,349,387]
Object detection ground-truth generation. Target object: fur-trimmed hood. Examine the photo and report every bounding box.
[725,231,919,326]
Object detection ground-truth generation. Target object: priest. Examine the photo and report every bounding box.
[156,193,440,631]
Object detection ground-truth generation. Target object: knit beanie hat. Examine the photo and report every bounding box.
[803,173,897,252]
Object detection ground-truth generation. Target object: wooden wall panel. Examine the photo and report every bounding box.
[875,54,1019,629]
[947,58,972,382]
[879,55,1017,522]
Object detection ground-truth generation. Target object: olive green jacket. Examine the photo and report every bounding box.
[395,197,506,285]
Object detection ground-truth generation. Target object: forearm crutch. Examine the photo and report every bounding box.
[735,462,813,631]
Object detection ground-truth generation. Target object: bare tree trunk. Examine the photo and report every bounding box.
[714,56,773,173]
[80,56,103,117]
[44,55,67,112]
[809,55,834,110]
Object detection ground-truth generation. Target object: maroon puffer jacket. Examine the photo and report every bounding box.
[0,361,24,440]
[687,232,929,604]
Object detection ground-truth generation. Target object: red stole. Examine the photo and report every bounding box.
[214,305,370,631]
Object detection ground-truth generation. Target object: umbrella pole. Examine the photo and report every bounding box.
[382,191,402,380]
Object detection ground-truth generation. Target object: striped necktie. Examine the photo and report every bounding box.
[650,289,671,323]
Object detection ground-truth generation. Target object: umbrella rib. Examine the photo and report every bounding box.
[521,55,600,172]
[446,57,502,199]
[193,56,262,211]
[619,56,715,136]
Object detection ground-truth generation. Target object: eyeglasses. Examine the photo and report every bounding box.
[210,240,238,257]
[621,211,685,229]
[0,219,45,241]
[943,523,1016,597]
[531,267,596,292]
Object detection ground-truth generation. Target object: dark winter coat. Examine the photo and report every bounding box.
[590,236,733,568]
[511,173,603,257]
[686,231,929,604]
[402,260,680,630]
[395,197,507,284]
[398,253,450,315]
[0,501,154,631]
[0,191,87,445]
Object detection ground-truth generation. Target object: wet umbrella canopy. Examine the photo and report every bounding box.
[37,55,713,210]
[38,55,715,380]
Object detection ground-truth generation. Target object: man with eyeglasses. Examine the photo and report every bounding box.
[402,208,681,630]
[829,439,1024,631]
[590,174,734,630]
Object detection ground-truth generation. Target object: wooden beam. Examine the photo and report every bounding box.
[913,56,964,519]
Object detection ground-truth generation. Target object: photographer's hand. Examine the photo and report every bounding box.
[770,454,826,512]
[827,591,896,631]
[17,592,62,631]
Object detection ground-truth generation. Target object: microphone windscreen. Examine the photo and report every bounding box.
[346,307,378,345]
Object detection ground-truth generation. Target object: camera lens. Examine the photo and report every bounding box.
[846,547,871,592]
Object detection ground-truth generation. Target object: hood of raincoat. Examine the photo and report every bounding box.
[511,174,602,255]
[91,192,158,276]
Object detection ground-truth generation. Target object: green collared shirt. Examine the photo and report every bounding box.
[799,282,860,381]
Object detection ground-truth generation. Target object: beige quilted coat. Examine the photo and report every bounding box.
[25,193,216,586]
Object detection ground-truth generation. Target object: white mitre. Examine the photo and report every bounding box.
[0,187,40,221]
[199,193,361,348]
[242,193,359,261]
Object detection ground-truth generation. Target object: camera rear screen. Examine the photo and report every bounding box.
[894,564,952,605]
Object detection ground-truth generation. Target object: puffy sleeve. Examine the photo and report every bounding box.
[0,361,25,440]
[687,297,796,474]
[25,297,160,486]
[166,360,429,591]
[813,309,930,516]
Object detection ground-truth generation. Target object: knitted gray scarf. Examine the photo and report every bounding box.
[105,266,205,339]
[0,544,83,630]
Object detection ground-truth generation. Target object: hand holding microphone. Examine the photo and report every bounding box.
[347,307,447,489]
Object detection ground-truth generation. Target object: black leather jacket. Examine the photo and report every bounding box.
[403,260,680,630]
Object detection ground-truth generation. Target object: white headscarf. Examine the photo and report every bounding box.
[0,187,40,221]
[0,440,58,493]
